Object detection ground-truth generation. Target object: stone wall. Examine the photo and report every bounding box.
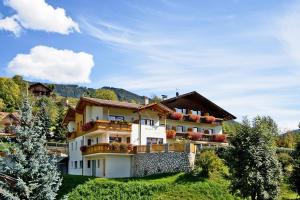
[133,152,195,177]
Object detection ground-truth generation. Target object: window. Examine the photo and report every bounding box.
[108,115,125,121]
[80,160,83,169]
[96,137,99,144]
[126,137,131,143]
[141,119,154,126]
[176,126,185,133]
[193,127,198,132]
[74,161,78,169]
[81,139,84,146]
[71,161,73,169]
[75,141,77,150]
[109,137,121,143]
[87,160,91,168]
[97,160,100,168]
[191,110,201,115]
[175,108,188,114]
[87,139,92,146]
[147,137,163,144]
[71,142,73,151]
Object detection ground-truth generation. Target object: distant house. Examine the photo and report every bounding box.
[0,112,19,136]
[28,83,52,97]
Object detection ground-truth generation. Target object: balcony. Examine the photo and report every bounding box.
[81,143,196,155]
[66,131,76,140]
[168,113,222,125]
[175,132,228,144]
[81,143,134,155]
[82,120,132,134]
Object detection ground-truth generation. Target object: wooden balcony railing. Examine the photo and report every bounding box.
[82,120,132,133]
[81,143,196,155]
[175,132,228,143]
[82,143,134,155]
[168,113,222,125]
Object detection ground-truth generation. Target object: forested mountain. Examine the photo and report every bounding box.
[29,82,145,103]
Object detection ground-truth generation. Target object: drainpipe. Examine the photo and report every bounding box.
[138,112,141,145]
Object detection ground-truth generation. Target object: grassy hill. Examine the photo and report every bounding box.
[58,173,241,200]
[57,173,297,200]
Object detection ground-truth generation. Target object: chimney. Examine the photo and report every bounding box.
[144,96,149,105]
[161,95,167,100]
[176,92,179,97]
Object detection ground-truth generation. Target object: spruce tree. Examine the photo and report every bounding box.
[227,117,282,200]
[53,105,67,141]
[0,96,62,200]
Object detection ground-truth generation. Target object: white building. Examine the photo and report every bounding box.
[63,92,235,178]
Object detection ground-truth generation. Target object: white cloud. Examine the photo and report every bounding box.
[7,46,94,83]
[0,15,21,36]
[0,0,79,35]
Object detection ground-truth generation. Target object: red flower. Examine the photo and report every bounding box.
[188,114,200,122]
[213,134,226,142]
[204,116,216,123]
[169,112,183,120]
[188,132,203,141]
[166,130,176,139]
[80,145,87,152]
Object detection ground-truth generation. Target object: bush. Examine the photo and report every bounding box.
[193,150,227,178]
[277,152,293,174]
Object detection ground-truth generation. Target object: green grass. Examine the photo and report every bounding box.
[0,142,9,151]
[58,173,241,200]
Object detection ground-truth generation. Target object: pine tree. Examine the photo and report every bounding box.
[53,105,67,141]
[227,117,282,200]
[291,142,300,194]
[0,96,62,200]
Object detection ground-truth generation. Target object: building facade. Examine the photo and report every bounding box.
[63,92,235,178]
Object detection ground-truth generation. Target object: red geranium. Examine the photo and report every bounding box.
[188,114,200,122]
[213,134,226,142]
[204,116,216,123]
[169,112,183,120]
[188,132,203,141]
[80,145,87,152]
[166,130,176,139]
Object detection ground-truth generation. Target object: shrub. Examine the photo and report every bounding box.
[193,150,227,178]
[188,114,200,122]
[213,134,227,142]
[188,132,203,141]
[169,112,183,120]
[166,130,176,139]
[277,152,293,174]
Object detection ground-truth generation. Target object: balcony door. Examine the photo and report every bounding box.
[92,160,96,177]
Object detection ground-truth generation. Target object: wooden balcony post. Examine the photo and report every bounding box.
[164,143,169,153]
[146,143,152,153]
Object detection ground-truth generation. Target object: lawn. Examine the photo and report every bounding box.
[58,173,241,200]
[57,173,298,200]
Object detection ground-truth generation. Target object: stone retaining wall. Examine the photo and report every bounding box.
[133,152,195,177]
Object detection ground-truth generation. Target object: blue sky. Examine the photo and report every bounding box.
[1,0,300,130]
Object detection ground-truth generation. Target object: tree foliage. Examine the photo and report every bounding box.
[227,117,282,200]
[52,105,67,141]
[0,96,62,200]
[0,77,21,111]
[12,75,27,93]
[90,89,118,101]
[193,150,227,178]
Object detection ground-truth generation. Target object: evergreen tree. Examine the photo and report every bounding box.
[53,105,67,141]
[291,142,300,194]
[36,98,52,140]
[227,117,282,200]
[0,96,62,200]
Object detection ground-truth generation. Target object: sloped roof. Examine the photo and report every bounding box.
[161,91,236,120]
[28,83,52,92]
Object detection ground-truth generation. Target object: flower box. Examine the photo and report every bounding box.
[188,114,200,122]
[213,134,227,142]
[204,116,216,123]
[166,130,176,139]
[169,112,183,120]
[80,145,87,152]
[188,132,203,141]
